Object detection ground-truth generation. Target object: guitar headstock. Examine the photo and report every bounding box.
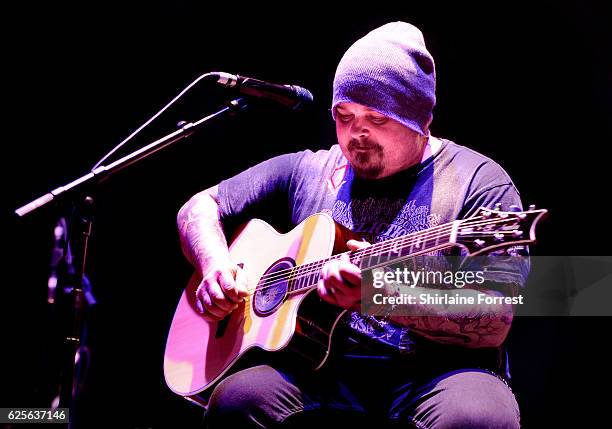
[454,204,548,255]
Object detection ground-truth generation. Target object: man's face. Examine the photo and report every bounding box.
[335,102,427,179]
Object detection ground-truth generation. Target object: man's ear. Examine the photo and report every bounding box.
[422,114,433,135]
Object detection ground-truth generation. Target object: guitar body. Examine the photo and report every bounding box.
[164,213,355,406]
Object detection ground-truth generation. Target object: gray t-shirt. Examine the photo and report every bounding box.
[218,139,528,355]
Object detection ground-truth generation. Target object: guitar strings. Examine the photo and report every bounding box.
[232,219,528,302]
[243,230,511,304]
[199,213,535,314]
[250,215,524,289]
[247,217,523,295]
[258,220,456,284]
[239,231,526,312]
[238,232,522,313]
[253,233,519,294]
[246,223,455,293]
[239,240,453,311]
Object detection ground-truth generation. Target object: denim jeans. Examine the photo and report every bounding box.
[204,348,520,429]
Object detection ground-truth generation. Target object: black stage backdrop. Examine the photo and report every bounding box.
[3,1,611,428]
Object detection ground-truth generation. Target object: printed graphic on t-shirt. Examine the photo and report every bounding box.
[332,197,442,243]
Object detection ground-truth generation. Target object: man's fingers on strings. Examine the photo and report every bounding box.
[346,239,371,250]
[323,262,351,296]
[233,265,250,298]
[218,270,245,304]
[201,290,231,320]
[334,253,361,287]
[196,289,227,321]
[339,263,362,287]
[317,279,339,305]
[207,280,239,312]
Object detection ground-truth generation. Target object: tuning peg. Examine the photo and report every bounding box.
[529,204,536,211]
[509,205,521,212]
[513,230,523,237]
[474,239,486,247]
[494,232,504,241]
[459,227,474,235]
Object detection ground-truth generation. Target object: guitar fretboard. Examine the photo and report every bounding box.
[282,222,455,294]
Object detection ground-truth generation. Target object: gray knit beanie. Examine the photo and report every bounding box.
[332,21,436,136]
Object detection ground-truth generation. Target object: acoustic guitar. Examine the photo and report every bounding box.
[164,206,547,407]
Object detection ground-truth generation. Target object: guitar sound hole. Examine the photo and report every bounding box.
[253,258,294,317]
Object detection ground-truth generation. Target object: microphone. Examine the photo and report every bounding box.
[209,72,313,110]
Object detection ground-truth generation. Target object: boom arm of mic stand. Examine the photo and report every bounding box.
[14,97,249,217]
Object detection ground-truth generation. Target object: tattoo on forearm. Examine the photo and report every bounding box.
[396,312,512,348]
[388,286,515,348]
[177,193,227,271]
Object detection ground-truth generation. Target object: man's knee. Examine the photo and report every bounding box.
[412,370,520,429]
[437,402,519,429]
[206,365,301,427]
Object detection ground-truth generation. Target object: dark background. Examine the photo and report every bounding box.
[3,1,611,427]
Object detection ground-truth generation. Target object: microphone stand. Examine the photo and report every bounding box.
[14,97,249,427]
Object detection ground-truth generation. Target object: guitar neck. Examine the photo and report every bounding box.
[283,204,547,294]
[286,221,456,294]
[353,222,456,270]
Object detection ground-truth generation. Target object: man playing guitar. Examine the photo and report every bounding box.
[172,21,533,429]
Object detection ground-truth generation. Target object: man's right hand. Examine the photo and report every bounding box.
[195,260,249,322]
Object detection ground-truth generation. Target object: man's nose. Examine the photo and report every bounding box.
[349,117,369,138]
